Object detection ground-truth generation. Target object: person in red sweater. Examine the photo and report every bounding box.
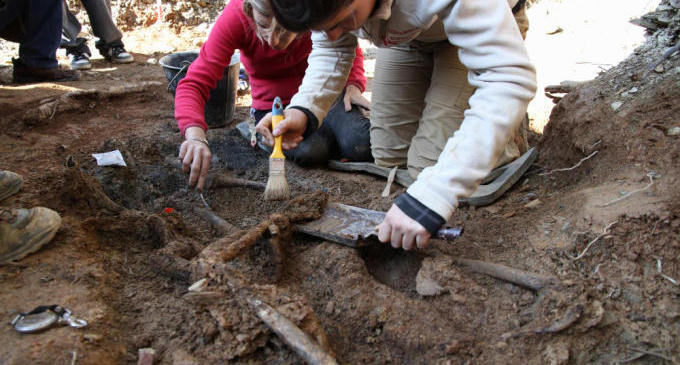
[175,0,371,190]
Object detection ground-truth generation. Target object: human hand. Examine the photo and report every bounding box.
[179,126,211,190]
[255,108,307,150]
[377,204,432,250]
[343,84,370,112]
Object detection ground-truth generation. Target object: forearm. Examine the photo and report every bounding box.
[289,31,358,126]
[407,0,537,222]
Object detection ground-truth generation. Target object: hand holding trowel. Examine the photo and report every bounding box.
[296,203,462,248]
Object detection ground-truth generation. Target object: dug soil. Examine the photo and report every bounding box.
[1,0,679,364]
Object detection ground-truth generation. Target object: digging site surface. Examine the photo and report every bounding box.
[1,0,679,364]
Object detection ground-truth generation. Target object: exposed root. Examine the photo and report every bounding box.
[597,173,655,207]
[540,151,599,176]
[507,303,584,338]
[248,298,338,365]
[455,258,556,291]
[196,191,328,264]
[569,221,618,261]
[209,174,267,191]
[25,81,163,123]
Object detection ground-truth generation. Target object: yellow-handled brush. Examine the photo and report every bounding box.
[264,97,290,200]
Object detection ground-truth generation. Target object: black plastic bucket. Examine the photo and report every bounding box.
[160,50,240,128]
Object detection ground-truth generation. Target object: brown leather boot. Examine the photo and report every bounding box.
[0,171,23,202]
[0,207,61,264]
[12,58,80,84]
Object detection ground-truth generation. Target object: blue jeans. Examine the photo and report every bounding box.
[0,0,62,68]
[253,93,372,167]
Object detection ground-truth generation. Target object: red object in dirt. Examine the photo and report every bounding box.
[163,207,174,214]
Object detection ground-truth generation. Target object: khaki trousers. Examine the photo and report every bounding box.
[370,8,529,179]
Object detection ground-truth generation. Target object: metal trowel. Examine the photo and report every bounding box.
[296,203,462,248]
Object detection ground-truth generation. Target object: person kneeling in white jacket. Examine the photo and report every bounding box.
[256,0,537,251]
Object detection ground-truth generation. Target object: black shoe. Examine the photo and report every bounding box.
[103,45,134,63]
[12,59,80,84]
[69,52,92,70]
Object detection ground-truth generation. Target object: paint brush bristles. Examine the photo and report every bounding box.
[264,97,290,201]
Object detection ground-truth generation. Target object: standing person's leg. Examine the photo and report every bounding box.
[82,0,134,63]
[81,0,122,45]
[370,46,431,169]
[61,0,93,70]
[322,91,372,162]
[5,0,79,82]
[17,0,62,69]
[61,0,82,42]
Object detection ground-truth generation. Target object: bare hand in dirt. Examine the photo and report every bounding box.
[255,108,306,150]
[343,84,371,112]
[179,126,211,190]
[377,204,431,250]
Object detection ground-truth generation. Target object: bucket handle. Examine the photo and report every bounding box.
[167,60,193,91]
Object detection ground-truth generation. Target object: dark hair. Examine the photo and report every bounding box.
[268,0,351,32]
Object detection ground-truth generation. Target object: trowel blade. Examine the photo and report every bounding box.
[296,203,385,247]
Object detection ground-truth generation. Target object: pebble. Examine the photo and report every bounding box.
[146,58,157,64]
[667,126,680,136]
[610,101,623,111]
[524,199,542,208]
[83,333,103,342]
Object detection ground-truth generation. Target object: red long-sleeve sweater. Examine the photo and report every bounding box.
[175,0,366,135]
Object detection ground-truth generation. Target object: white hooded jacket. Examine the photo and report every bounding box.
[288,0,537,222]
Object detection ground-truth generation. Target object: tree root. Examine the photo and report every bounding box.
[25,81,163,123]
[194,191,328,265]
[455,258,556,291]
[248,298,338,365]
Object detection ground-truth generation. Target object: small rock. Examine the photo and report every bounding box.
[654,64,664,73]
[324,301,335,315]
[146,58,157,64]
[484,205,501,214]
[188,278,206,292]
[667,126,680,136]
[524,199,542,209]
[172,350,199,365]
[235,333,248,342]
[83,333,103,342]
[561,221,571,232]
[543,343,570,365]
[137,348,156,365]
[445,339,464,354]
[628,87,638,94]
[416,275,445,296]
[610,101,623,111]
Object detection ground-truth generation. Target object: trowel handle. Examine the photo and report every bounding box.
[435,226,463,240]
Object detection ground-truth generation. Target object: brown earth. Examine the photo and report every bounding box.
[1,1,679,364]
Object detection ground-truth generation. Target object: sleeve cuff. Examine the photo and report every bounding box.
[346,82,365,93]
[394,193,446,235]
[289,106,319,139]
[180,123,208,137]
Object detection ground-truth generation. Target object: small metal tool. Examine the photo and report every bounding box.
[199,192,211,210]
[248,107,257,148]
[11,305,88,333]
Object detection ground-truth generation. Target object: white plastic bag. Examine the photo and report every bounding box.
[92,150,127,167]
